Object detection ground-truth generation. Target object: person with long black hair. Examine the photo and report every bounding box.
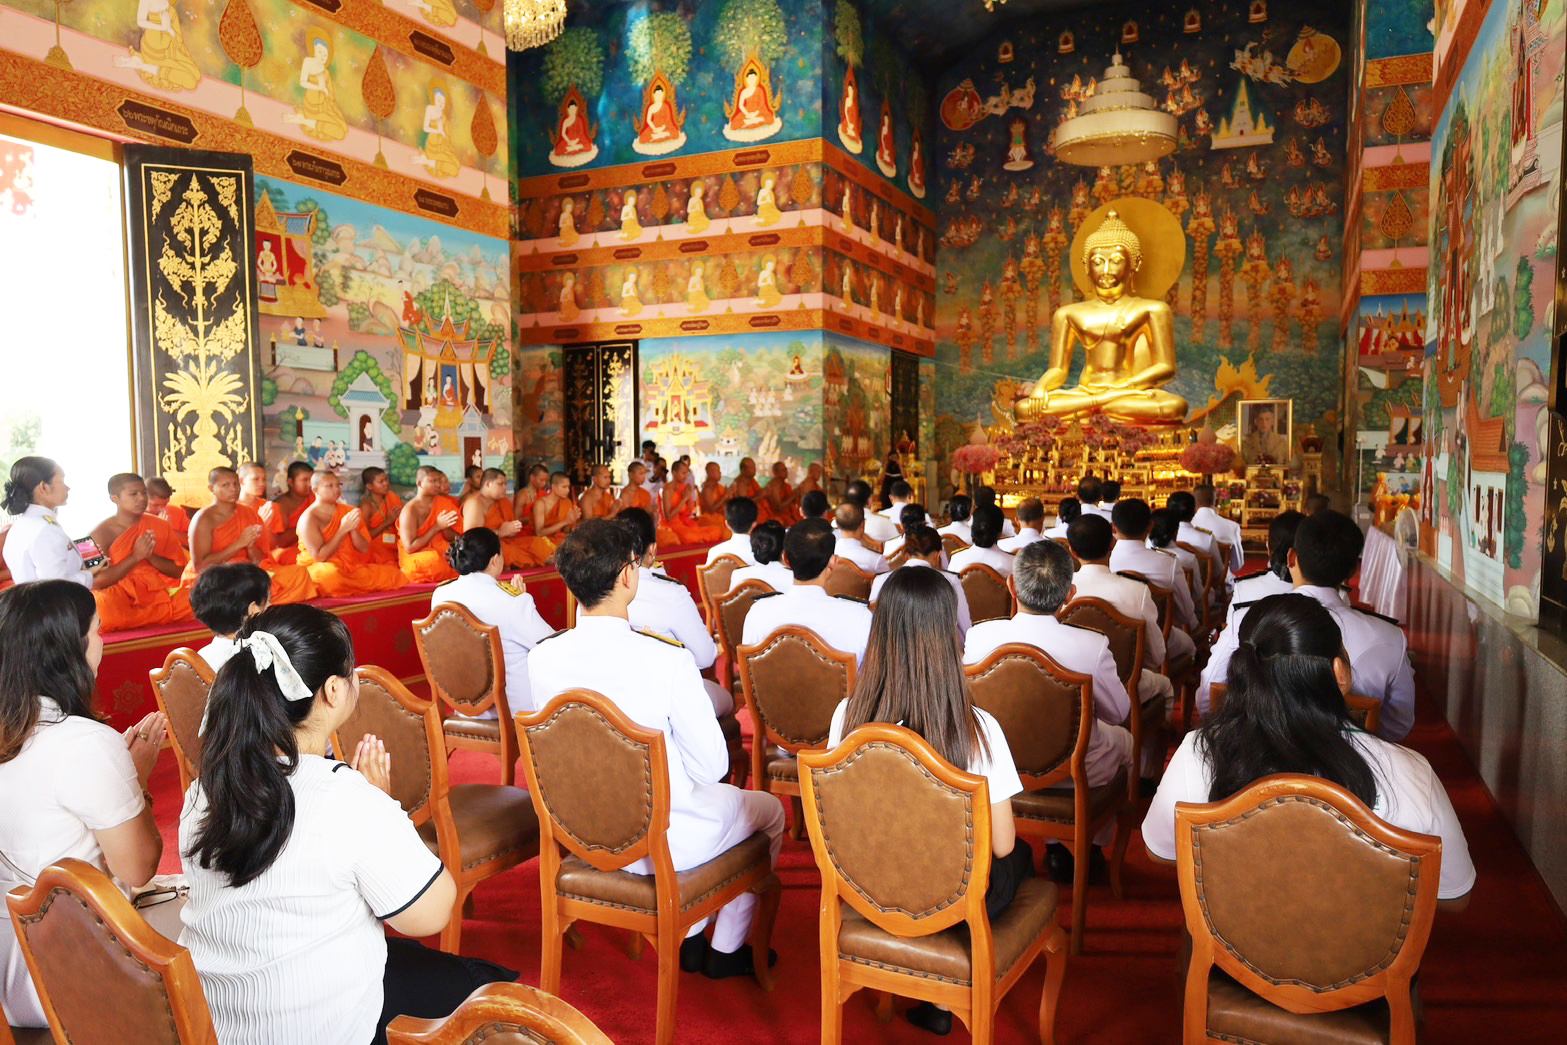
[180,604,514,1044]
[1142,594,1474,905]
[0,580,166,1027]
[2,457,100,587]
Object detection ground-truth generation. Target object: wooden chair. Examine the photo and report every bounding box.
[799,723,1069,1044]
[414,603,516,785]
[736,626,856,837]
[966,644,1134,954]
[516,691,781,1045]
[341,667,539,953]
[1118,570,1201,727]
[5,858,218,1045]
[148,648,214,791]
[1058,596,1159,802]
[714,579,774,694]
[387,982,613,1045]
[1178,542,1218,631]
[959,563,1013,624]
[1207,683,1383,735]
[886,545,910,570]
[1,1021,49,1044]
[823,559,875,601]
[696,554,746,635]
[941,533,971,558]
[1176,775,1442,1043]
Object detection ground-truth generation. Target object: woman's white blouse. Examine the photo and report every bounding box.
[431,573,556,713]
[2,504,91,586]
[827,700,1023,805]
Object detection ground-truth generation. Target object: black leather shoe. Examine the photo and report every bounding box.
[702,945,778,980]
[906,1001,953,1036]
[679,933,709,973]
[1045,843,1075,884]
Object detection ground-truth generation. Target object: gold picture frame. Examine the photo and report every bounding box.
[1238,398,1293,467]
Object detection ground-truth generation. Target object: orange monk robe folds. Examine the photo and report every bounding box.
[618,487,655,515]
[181,504,316,604]
[756,481,797,526]
[299,504,407,596]
[484,500,556,569]
[658,490,727,547]
[399,506,458,584]
[434,495,465,533]
[360,492,404,566]
[94,516,195,632]
[539,496,578,545]
[261,498,312,565]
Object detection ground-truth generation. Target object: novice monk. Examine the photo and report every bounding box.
[532,471,581,544]
[144,476,192,550]
[184,466,316,604]
[759,461,800,525]
[458,465,483,506]
[615,461,656,515]
[513,463,550,534]
[796,461,824,506]
[299,469,407,595]
[578,465,618,520]
[728,457,763,506]
[434,471,465,535]
[463,467,555,568]
[261,461,315,565]
[658,460,728,546]
[399,466,462,583]
[698,462,728,519]
[358,466,403,566]
[89,473,195,631]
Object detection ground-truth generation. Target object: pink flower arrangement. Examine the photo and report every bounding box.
[951,443,1003,475]
[1080,413,1115,448]
[1180,441,1237,476]
[993,419,1061,457]
[1116,427,1156,455]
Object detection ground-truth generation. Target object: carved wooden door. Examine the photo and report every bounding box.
[562,341,637,487]
[890,349,920,455]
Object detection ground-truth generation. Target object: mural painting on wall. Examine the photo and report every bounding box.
[826,0,930,201]
[1,0,507,200]
[821,335,890,482]
[514,0,818,177]
[254,175,513,496]
[1354,293,1426,524]
[926,1,1353,498]
[1424,0,1564,617]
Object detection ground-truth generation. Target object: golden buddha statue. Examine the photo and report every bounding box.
[1018,207,1188,424]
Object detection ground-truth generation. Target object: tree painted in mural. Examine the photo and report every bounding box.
[627,12,692,86]
[415,277,505,343]
[714,0,788,71]
[328,350,399,426]
[542,27,606,105]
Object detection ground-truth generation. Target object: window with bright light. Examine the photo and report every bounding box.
[0,124,134,536]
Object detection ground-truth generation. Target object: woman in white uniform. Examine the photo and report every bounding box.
[431,527,557,714]
[2,457,98,587]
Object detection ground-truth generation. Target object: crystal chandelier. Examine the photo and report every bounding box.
[504,0,567,52]
[1052,51,1176,166]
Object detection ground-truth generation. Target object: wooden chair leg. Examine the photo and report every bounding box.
[1109,809,1134,901]
[540,901,565,994]
[462,891,477,917]
[654,920,682,1045]
[1038,924,1069,1045]
[968,992,994,1045]
[627,930,645,960]
[750,873,782,992]
[874,991,894,1023]
[789,795,805,841]
[565,924,586,950]
[821,974,845,1045]
[1070,832,1088,956]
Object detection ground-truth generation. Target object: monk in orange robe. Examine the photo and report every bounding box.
[399,466,462,583]
[532,471,582,545]
[262,462,315,565]
[359,466,404,566]
[89,473,195,632]
[759,461,801,525]
[144,476,193,550]
[698,462,729,519]
[184,466,316,604]
[728,456,763,509]
[512,464,551,536]
[462,467,554,568]
[578,464,618,520]
[658,460,728,546]
[614,462,656,516]
[434,471,466,534]
[299,469,407,596]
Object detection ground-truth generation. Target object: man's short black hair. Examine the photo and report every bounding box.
[1111,498,1152,539]
[1292,510,1364,588]
[784,518,836,581]
[898,503,927,530]
[889,480,912,500]
[1166,490,1197,522]
[190,563,272,636]
[641,440,656,452]
[973,486,998,508]
[1066,514,1114,561]
[1266,510,1306,575]
[617,507,657,558]
[749,519,786,565]
[1013,540,1074,614]
[801,489,829,519]
[970,504,1003,548]
[555,519,638,609]
[725,496,759,534]
[948,494,972,522]
[834,502,865,533]
[844,479,872,507]
[1076,475,1103,504]
[1101,479,1122,503]
[1016,497,1044,526]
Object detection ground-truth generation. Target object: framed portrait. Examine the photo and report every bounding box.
[1238,398,1293,466]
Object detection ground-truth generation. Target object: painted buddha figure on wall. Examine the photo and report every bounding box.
[1018,208,1188,424]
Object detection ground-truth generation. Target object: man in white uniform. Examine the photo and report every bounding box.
[949,505,1015,577]
[1108,498,1197,660]
[880,504,930,561]
[1077,477,1110,520]
[844,480,898,545]
[1199,511,1416,741]
[1041,497,1079,541]
[1096,479,1122,518]
[1226,510,1304,626]
[799,489,833,523]
[832,504,890,574]
[997,497,1046,553]
[973,486,1016,537]
[1148,507,1203,610]
[743,518,873,664]
[870,526,971,636]
[1192,483,1245,575]
[728,520,792,592]
[703,497,759,567]
[1168,490,1228,592]
[876,480,914,526]
[938,495,973,545]
[528,520,785,978]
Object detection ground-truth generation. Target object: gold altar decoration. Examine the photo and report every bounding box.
[124,147,263,505]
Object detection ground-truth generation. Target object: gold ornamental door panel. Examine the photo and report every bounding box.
[561,341,637,488]
[123,146,264,504]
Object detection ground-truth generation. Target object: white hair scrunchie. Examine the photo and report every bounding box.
[241,631,315,704]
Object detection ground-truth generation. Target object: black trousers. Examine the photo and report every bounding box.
[985,838,1035,923]
[374,937,517,1044]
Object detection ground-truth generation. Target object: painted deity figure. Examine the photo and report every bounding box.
[620,269,643,316]
[723,59,783,142]
[1018,210,1188,423]
[116,0,201,92]
[875,104,897,178]
[687,262,710,312]
[549,95,599,168]
[755,174,782,227]
[559,273,580,322]
[633,78,687,156]
[908,132,927,198]
[686,182,710,234]
[283,37,348,142]
[416,0,458,28]
[416,88,460,179]
[256,242,281,287]
[619,190,643,241]
[557,197,579,247]
[840,186,853,229]
[839,67,863,153]
[754,257,782,308]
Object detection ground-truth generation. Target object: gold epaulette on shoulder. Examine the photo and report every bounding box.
[833,594,869,605]
[635,628,685,647]
[652,571,684,584]
[1152,547,1176,557]
[434,576,458,589]
[536,629,567,643]
[497,581,524,596]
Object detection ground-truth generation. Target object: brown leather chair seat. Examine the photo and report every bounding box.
[441,715,503,744]
[1207,968,1419,1044]
[556,831,771,916]
[419,784,539,871]
[837,877,1061,987]
[1009,768,1129,826]
[763,749,798,783]
[8,1027,52,1045]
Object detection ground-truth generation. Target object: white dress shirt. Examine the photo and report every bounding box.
[741,584,873,665]
[703,533,757,567]
[1081,504,1112,520]
[834,535,890,574]
[1151,539,1204,606]
[2,503,92,586]
[997,526,1045,554]
[432,572,558,712]
[938,520,972,545]
[1042,521,1070,540]
[627,566,717,671]
[828,701,1023,806]
[197,635,241,673]
[1178,520,1229,585]
[1142,729,1475,900]
[876,501,910,522]
[1110,540,1196,631]
[950,544,1015,577]
[728,560,793,592]
[862,512,899,544]
[1198,586,1417,741]
[963,615,1133,787]
[870,559,972,636]
[1069,563,1166,670]
[1192,506,1245,573]
[1225,569,1297,625]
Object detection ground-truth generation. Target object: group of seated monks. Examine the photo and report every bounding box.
[30,453,824,632]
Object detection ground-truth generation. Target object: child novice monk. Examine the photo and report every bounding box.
[143,475,192,550]
[298,469,407,595]
[399,466,463,583]
[614,461,656,514]
[578,464,617,520]
[261,461,315,565]
[532,471,582,544]
[184,466,316,604]
[358,466,403,566]
[658,460,727,546]
[462,467,555,568]
[90,473,195,631]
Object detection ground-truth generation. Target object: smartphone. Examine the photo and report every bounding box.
[73,537,106,569]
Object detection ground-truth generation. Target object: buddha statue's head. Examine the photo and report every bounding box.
[1083,209,1142,300]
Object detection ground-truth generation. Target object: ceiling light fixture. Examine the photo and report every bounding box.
[504,0,567,52]
[1052,50,1177,167]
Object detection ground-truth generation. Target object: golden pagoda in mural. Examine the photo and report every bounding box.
[643,350,714,447]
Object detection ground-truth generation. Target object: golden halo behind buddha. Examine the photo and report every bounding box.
[1070,197,1186,301]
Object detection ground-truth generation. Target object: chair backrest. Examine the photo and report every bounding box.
[941,533,970,558]
[1058,596,1145,694]
[338,666,438,823]
[886,546,910,570]
[799,724,993,954]
[738,626,857,752]
[1177,541,1213,591]
[516,690,673,877]
[414,603,508,718]
[965,644,1092,789]
[387,982,613,1045]
[1176,774,1441,1018]
[1217,540,1234,572]
[959,563,1012,624]
[823,560,874,601]
[1208,683,1383,735]
[697,554,745,626]
[148,648,214,790]
[6,859,217,1045]
[1117,570,1173,640]
[715,580,773,664]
